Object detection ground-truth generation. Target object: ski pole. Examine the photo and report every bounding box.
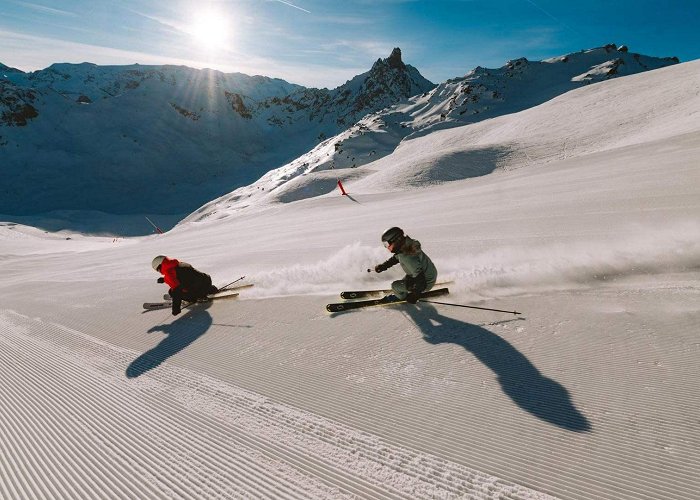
[218,275,246,292]
[419,299,521,315]
[145,216,163,234]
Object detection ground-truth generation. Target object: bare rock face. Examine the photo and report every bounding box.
[387,48,406,70]
[1,83,39,126]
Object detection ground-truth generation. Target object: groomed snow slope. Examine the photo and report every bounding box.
[0,61,699,499]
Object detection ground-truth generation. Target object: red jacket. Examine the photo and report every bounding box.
[159,257,181,290]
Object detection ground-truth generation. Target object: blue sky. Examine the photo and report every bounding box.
[1,0,698,88]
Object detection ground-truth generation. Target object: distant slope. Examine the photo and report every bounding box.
[0,49,433,218]
[185,45,684,221]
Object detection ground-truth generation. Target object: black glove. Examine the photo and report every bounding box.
[374,256,398,273]
[171,287,183,315]
[157,277,165,283]
[406,292,420,304]
[405,273,426,293]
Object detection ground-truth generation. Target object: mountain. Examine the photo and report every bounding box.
[187,44,680,220]
[0,44,679,234]
[0,48,434,220]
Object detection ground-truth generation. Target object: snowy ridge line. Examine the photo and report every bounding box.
[1,310,556,498]
[190,316,699,500]
[0,314,343,499]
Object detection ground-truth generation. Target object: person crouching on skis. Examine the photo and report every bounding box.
[152,255,218,315]
[373,227,437,304]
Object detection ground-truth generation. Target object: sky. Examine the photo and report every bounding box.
[1,0,699,88]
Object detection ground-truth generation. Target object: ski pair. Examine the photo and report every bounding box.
[339,281,453,299]
[143,283,254,310]
[326,287,450,313]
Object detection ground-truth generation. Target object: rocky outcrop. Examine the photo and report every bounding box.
[0,82,39,126]
[225,91,252,119]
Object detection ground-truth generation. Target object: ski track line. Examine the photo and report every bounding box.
[0,315,349,499]
[0,310,554,500]
[120,310,564,498]
[46,308,556,500]
[175,320,696,500]
[182,353,665,500]
[202,316,696,484]
[177,305,700,500]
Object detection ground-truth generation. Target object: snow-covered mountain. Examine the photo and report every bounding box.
[0,48,433,219]
[1,44,678,233]
[188,44,680,220]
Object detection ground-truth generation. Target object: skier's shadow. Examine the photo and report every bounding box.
[126,302,213,379]
[405,303,591,432]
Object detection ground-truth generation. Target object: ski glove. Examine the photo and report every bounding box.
[405,273,426,293]
[375,255,399,273]
[406,292,420,304]
[157,277,165,283]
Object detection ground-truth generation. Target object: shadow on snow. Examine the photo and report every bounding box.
[405,303,592,432]
[126,302,213,378]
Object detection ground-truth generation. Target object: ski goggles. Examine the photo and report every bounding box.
[383,239,398,251]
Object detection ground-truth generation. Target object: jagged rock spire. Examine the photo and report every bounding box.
[387,48,405,69]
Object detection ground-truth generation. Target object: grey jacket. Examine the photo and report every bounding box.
[380,236,437,288]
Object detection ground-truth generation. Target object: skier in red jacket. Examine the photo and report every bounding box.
[152,256,218,315]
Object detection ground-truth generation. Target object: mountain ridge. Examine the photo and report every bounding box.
[1,48,434,219]
[0,44,681,234]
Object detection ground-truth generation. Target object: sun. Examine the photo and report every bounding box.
[190,10,230,50]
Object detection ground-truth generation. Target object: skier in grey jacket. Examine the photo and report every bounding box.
[373,227,437,303]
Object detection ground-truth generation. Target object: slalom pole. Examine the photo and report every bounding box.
[419,299,521,315]
[330,162,348,195]
[218,275,246,292]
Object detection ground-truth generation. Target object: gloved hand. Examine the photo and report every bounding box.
[157,277,165,283]
[405,273,426,293]
[405,292,420,304]
[374,263,388,273]
[171,287,183,315]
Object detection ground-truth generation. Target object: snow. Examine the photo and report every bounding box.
[1,60,699,499]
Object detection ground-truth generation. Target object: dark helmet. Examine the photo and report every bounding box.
[381,226,405,249]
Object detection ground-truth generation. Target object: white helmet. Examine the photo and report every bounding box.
[152,255,166,271]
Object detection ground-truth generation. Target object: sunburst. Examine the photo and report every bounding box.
[190,9,229,50]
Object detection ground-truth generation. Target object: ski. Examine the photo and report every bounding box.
[340,281,452,299]
[162,282,254,300]
[143,290,240,310]
[327,287,449,313]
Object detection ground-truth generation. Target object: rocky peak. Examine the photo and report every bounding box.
[387,48,405,70]
[372,47,406,72]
